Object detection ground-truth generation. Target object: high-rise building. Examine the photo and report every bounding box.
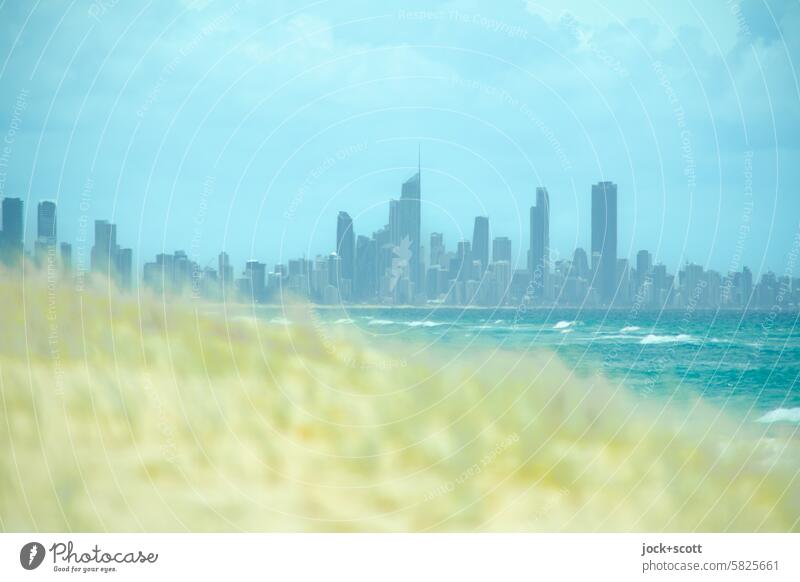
[33,200,58,266]
[172,250,192,290]
[389,199,400,246]
[373,225,392,298]
[157,253,175,290]
[528,187,550,297]
[636,249,652,288]
[491,260,512,305]
[60,242,72,272]
[740,266,753,307]
[430,232,445,267]
[398,160,422,287]
[492,236,511,264]
[91,219,118,275]
[355,234,377,301]
[327,252,342,287]
[591,181,617,304]
[218,252,233,294]
[1,197,23,263]
[572,248,590,279]
[455,240,472,282]
[682,263,706,307]
[37,201,57,244]
[116,248,133,290]
[336,211,355,283]
[244,260,266,302]
[616,258,631,305]
[472,216,489,276]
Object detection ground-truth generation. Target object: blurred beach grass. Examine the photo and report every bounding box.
[0,268,798,532]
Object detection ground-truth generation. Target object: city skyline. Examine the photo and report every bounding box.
[0,160,795,310]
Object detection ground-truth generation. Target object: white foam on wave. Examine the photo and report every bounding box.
[367,319,445,328]
[553,320,576,330]
[620,326,641,333]
[406,320,446,328]
[269,317,292,325]
[756,408,800,424]
[640,334,694,345]
[334,318,354,324]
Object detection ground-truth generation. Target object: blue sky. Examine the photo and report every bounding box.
[0,0,798,277]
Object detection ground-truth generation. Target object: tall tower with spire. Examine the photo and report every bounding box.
[398,149,422,289]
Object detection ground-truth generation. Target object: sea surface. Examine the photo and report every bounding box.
[253,305,800,423]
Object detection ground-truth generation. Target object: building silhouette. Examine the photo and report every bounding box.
[34,201,57,265]
[336,211,355,285]
[60,242,72,272]
[355,234,376,301]
[472,216,489,275]
[528,187,550,298]
[1,197,23,264]
[37,201,57,244]
[430,232,444,268]
[243,260,266,302]
[218,252,233,297]
[591,181,617,304]
[492,236,511,264]
[90,219,132,288]
[91,220,117,274]
[398,159,422,290]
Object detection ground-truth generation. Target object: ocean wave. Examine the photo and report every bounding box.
[756,408,800,424]
[620,326,641,333]
[270,317,292,325]
[406,320,446,328]
[569,334,632,343]
[367,319,446,328]
[553,320,576,330]
[334,318,354,324]
[640,333,694,345]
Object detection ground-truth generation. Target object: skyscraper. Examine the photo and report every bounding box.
[91,219,117,274]
[336,211,355,283]
[244,260,266,302]
[492,236,511,264]
[1,197,23,263]
[572,248,590,279]
[455,240,472,282]
[636,249,652,290]
[34,200,58,266]
[398,159,421,288]
[591,181,617,304]
[116,248,133,290]
[355,234,377,301]
[528,187,550,298]
[37,201,57,244]
[389,199,400,246]
[60,242,72,272]
[218,252,233,295]
[430,232,444,267]
[472,216,489,275]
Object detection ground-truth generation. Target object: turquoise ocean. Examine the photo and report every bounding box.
[256,306,800,424]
